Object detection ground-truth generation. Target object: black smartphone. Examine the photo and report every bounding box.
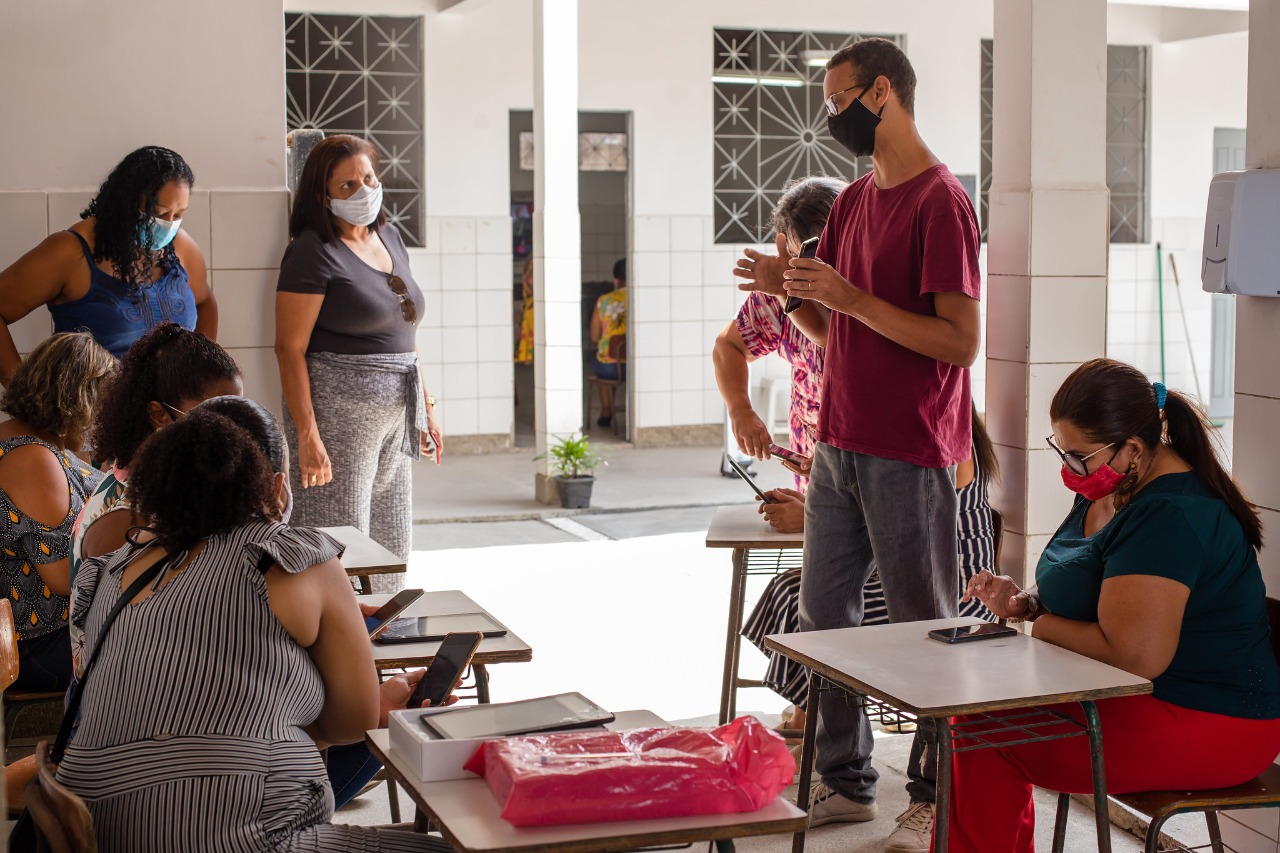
[365,589,425,639]
[783,235,822,315]
[927,623,1018,644]
[409,631,484,708]
[726,456,774,504]
[768,443,807,466]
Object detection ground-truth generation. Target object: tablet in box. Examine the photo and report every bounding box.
[376,611,508,644]
[420,692,614,740]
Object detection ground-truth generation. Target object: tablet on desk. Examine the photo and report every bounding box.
[376,612,509,644]
[418,692,614,740]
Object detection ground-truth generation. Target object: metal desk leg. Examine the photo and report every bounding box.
[1082,701,1112,853]
[790,673,822,853]
[934,717,953,853]
[719,547,749,725]
[474,663,491,704]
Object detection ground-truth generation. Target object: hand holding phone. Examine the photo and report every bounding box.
[409,631,484,708]
[783,236,821,314]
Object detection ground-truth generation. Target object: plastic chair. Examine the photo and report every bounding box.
[22,739,97,852]
[1050,597,1280,853]
[0,599,65,746]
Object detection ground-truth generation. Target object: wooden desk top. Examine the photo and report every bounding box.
[320,525,407,577]
[363,589,533,669]
[366,718,807,853]
[704,504,804,550]
[765,618,1151,717]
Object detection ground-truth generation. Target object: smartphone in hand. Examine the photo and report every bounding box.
[767,443,806,466]
[783,235,821,315]
[409,631,484,708]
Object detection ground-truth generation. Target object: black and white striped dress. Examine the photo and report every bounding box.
[742,456,996,708]
[57,519,438,852]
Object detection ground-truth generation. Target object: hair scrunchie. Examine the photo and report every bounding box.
[1154,381,1167,412]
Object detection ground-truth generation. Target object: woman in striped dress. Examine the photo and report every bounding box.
[58,408,444,852]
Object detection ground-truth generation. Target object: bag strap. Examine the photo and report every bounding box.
[51,555,168,764]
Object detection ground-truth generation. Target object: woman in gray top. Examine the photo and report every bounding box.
[275,135,442,586]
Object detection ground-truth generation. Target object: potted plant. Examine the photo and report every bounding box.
[538,433,606,509]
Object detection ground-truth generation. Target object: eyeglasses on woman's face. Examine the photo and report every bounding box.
[1046,434,1117,477]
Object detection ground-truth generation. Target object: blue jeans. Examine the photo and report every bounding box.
[328,742,384,808]
[799,443,958,805]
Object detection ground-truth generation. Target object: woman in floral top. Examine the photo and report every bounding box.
[0,333,114,690]
[714,177,893,735]
[589,258,628,427]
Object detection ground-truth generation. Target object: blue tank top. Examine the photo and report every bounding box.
[49,231,197,358]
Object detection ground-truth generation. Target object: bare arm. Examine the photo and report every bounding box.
[712,321,771,459]
[267,556,380,744]
[1032,575,1189,680]
[590,301,603,344]
[274,292,330,487]
[733,234,830,347]
[175,230,217,340]
[0,233,80,383]
[784,257,980,367]
[0,445,74,596]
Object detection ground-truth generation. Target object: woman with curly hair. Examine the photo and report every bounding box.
[68,323,241,676]
[0,333,114,690]
[0,146,217,381]
[59,409,445,852]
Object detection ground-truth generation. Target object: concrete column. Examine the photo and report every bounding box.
[985,0,1110,584]
[532,0,583,504]
[1234,0,1280,594]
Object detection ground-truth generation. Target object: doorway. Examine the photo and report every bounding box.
[1209,127,1245,421]
[508,110,632,449]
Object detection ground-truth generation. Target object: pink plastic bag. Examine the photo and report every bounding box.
[462,716,795,827]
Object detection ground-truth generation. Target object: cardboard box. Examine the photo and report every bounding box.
[388,707,668,782]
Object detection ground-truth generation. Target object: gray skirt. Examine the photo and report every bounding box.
[283,352,424,589]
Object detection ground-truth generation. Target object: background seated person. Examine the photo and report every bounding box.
[953,359,1280,853]
[590,258,627,427]
[60,409,447,851]
[0,333,114,691]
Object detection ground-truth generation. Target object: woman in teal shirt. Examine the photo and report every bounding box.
[945,358,1280,853]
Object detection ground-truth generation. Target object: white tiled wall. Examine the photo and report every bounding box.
[410,215,514,439]
[1105,217,1215,405]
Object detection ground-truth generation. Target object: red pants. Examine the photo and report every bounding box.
[937,695,1280,853]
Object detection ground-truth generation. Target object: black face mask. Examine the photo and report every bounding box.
[826,83,884,158]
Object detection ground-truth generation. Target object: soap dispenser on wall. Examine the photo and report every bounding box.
[1201,169,1280,296]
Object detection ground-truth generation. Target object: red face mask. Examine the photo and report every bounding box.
[1060,462,1125,501]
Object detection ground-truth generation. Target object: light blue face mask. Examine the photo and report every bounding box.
[143,216,182,250]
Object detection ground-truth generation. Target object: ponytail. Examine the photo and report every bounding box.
[1163,390,1262,550]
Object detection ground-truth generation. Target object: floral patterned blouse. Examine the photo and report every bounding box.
[68,466,129,676]
[0,436,102,641]
[735,292,824,488]
[595,288,627,364]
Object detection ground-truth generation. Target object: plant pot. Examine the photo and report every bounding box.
[555,475,596,509]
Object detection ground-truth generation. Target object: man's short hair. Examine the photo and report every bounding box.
[612,257,626,282]
[827,38,917,115]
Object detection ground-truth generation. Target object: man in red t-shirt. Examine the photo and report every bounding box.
[736,38,981,852]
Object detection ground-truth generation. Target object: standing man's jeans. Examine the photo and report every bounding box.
[799,442,959,806]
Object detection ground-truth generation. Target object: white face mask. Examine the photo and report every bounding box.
[328,183,383,227]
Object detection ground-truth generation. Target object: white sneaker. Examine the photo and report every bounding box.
[885,802,934,853]
[807,781,878,827]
